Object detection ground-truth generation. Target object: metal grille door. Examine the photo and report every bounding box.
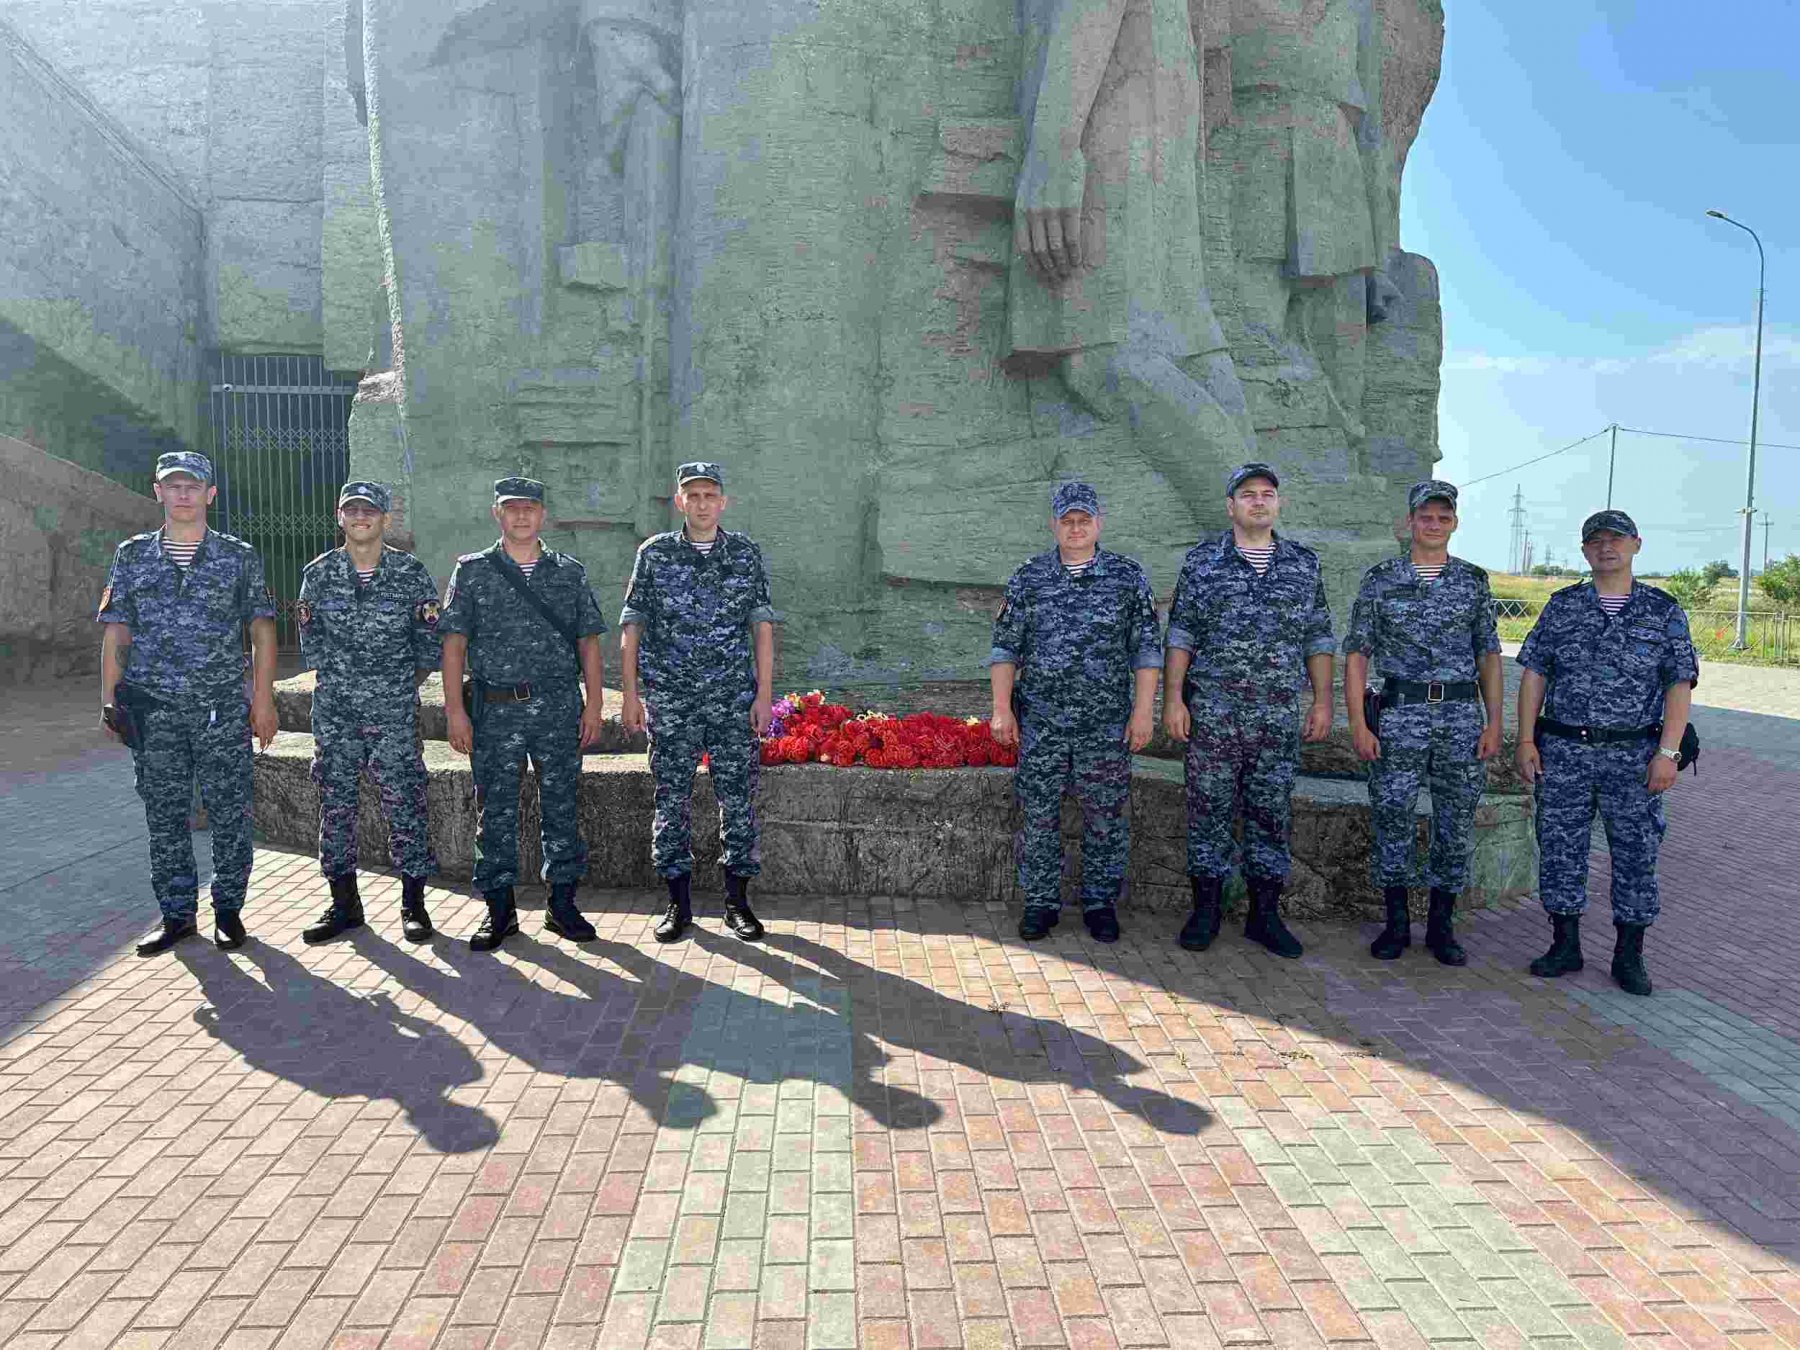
[208,355,359,650]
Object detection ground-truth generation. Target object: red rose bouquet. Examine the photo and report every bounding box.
[760,691,1018,769]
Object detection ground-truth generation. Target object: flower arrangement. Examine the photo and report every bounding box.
[761,691,1018,769]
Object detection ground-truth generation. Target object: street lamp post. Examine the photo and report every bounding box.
[1706,209,1765,650]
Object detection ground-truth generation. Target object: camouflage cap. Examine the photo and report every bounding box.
[1050,480,1101,518]
[1225,462,1280,496]
[1407,479,1459,512]
[154,450,213,483]
[338,480,391,512]
[493,477,545,504]
[1581,508,1639,542]
[676,461,725,489]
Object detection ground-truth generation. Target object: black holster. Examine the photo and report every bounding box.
[107,683,150,751]
[461,676,488,733]
[1361,687,1381,737]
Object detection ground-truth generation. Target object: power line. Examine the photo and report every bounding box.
[1617,425,1800,452]
[1459,427,1612,490]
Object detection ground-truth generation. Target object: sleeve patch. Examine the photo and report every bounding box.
[295,601,313,626]
[417,600,440,626]
[99,586,112,613]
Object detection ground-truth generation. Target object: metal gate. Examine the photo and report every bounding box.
[208,354,359,649]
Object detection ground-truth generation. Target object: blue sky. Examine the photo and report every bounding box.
[1402,0,1798,576]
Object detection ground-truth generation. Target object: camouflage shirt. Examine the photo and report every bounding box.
[989,548,1162,733]
[96,527,276,701]
[620,527,778,704]
[1344,555,1500,682]
[297,546,443,707]
[1517,581,1699,728]
[439,542,607,687]
[1165,532,1335,697]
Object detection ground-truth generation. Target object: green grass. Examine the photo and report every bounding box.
[1488,573,1797,665]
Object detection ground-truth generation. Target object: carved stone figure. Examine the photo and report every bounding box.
[1010,0,1256,527]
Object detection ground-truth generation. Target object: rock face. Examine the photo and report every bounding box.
[0,435,161,681]
[351,0,1448,685]
[253,735,1534,921]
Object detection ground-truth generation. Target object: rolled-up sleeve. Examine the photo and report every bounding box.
[1303,571,1335,658]
[988,571,1029,667]
[1473,576,1501,656]
[1660,605,1700,689]
[1342,575,1378,657]
[438,561,476,637]
[747,546,778,626]
[1164,562,1200,655]
[1130,570,1162,669]
[1515,603,1553,677]
[619,547,653,629]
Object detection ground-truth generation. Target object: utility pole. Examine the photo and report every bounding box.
[1508,485,1526,573]
[1763,512,1773,572]
[1706,209,1765,649]
[1606,423,1619,508]
[1521,532,1534,574]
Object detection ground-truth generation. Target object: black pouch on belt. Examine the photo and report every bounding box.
[1361,687,1382,737]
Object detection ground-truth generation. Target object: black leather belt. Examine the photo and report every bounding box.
[1380,679,1478,708]
[482,683,534,704]
[1536,717,1656,746]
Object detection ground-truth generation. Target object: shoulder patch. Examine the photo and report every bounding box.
[1638,583,1678,607]
[416,598,440,626]
[456,550,485,564]
[303,550,335,572]
[98,585,113,614]
[295,600,313,627]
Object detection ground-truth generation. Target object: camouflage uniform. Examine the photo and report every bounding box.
[440,543,606,892]
[98,522,275,924]
[1166,531,1334,880]
[1518,582,1698,925]
[621,522,777,879]
[297,540,442,880]
[1344,554,1500,891]
[990,547,1162,912]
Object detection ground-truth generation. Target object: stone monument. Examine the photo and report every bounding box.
[348,0,1445,691]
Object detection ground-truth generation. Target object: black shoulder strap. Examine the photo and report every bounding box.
[486,555,580,651]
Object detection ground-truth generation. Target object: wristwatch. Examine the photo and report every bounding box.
[1656,746,1681,763]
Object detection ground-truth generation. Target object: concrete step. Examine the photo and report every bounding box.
[252,732,1536,920]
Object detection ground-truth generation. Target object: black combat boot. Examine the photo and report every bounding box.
[469,887,519,952]
[1424,888,1467,967]
[1178,876,1223,952]
[1370,886,1411,960]
[303,874,365,945]
[214,910,248,951]
[723,873,764,941]
[1084,905,1121,943]
[655,875,693,943]
[1243,877,1303,959]
[399,876,433,943]
[136,917,197,957]
[1017,905,1060,941]
[1528,913,1583,977]
[1611,922,1652,996]
[545,882,597,942]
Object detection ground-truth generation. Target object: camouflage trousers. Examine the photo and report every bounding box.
[470,681,587,892]
[311,696,434,880]
[125,689,254,922]
[1535,734,1666,926]
[1183,690,1301,880]
[1015,722,1131,913]
[1368,700,1487,892]
[646,694,760,879]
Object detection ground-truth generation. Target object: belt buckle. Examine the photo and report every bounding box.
[1426,681,1445,704]
[514,683,532,703]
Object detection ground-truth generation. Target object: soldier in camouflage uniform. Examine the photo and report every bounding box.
[1163,464,1335,958]
[295,482,444,946]
[97,451,280,956]
[1517,510,1697,996]
[1344,480,1503,966]
[440,479,609,952]
[620,462,778,943]
[989,481,1161,944]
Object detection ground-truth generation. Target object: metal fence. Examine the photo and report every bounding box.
[1684,610,1795,664]
[207,354,359,650]
[1495,597,1534,620]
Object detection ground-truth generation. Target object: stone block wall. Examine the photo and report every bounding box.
[0,17,205,479]
[0,435,160,682]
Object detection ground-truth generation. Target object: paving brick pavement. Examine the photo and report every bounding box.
[2,675,1798,1349]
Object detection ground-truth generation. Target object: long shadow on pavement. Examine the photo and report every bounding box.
[178,941,501,1154]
